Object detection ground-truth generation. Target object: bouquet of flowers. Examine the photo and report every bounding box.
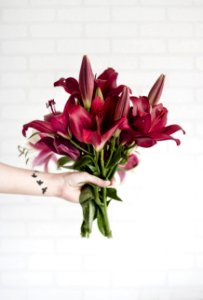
[22,55,184,238]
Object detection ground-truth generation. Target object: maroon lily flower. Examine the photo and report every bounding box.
[68,95,125,151]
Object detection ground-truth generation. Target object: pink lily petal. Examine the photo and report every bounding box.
[54,77,80,94]
[22,120,53,137]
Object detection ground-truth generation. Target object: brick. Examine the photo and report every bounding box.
[0,289,26,300]
[28,87,55,103]
[195,24,203,37]
[30,24,82,38]
[112,271,166,287]
[0,204,54,220]
[57,39,110,54]
[112,39,166,53]
[196,88,203,102]
[166,72,203,87]
[140,23,193,37]
[57,7,110,22]
[84,288,139,300]
[30,0,81,5]
[28,254,82,271]
[0,25,27,38]
[0,89,26,104]
[168,271,203,286]
[2,8,55,22]
[140,0,193,4]
[29,55,81,71]
[168,8,203,21]
[84,0,138,5]
[85,23,138,37]
[169,39,203,54]
[140,55,193,70]
[27,221,79,237]
[2,40,55,54]
[112,7,165,22]
[56,271,111,287]
[196,56,203,70]
[0,0,28,6]
[0,221,26,237]
[0,72,55,88]
[0,255,26,270]
[0,56,27,71]
[0,238,54,254]
[1,271,54,287]
[27,289,82,300]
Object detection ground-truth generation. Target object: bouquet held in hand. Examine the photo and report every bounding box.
[22,55,185,238]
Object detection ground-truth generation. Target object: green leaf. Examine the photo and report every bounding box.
[107,187,122,201]
[79,185,94,204]
[57,156,71,169]
[97,208,106,236]
[108,145,122,169]
[74,155,92,171]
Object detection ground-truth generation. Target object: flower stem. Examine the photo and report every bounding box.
[70,139,90,155]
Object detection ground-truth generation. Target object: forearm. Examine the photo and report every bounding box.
[0,162,60,197]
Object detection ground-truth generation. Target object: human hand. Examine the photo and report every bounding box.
[55,171,111,203]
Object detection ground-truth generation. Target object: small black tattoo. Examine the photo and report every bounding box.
[31,171,38,178]
[42,187,48,194]
[36,180,43,185]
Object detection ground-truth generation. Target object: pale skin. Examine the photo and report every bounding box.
[0,162,111,203]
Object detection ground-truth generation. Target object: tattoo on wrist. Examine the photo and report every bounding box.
[31,171,48,195]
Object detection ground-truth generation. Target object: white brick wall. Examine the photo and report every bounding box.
[0,0,202,299]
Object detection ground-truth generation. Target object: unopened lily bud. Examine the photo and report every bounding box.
[114,86,130,121]
[148,74,165,107]
[79,55,95,111]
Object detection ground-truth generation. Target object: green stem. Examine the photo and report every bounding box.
[106,137,116,168]
[70,139,90,155]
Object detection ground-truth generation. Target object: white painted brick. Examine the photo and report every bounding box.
[112,271,166,287]
[112,39,166,54]
[196,24,203,37]
[27,289,82,300]
[0,221,26,237]
[30,23,82,38]
[0,204,54,220]
[57,39,110,54]
[57,7,110,22]
[112,7,166,22]
[168,271,203,286]
[196,56,203,70]
[29,55,81,71]
[27,221,79,237]
[168,8,203,21]
[0,24,27,38]
[0,255,26,270]
[140,55,193,70]
[140,0,193,5]
[196,88,203,102]
[0,238,54,254]
[30,0,81,5]
[0,56,27,71]
[28,254,82,271]
[0,89,26,103]
[140,23,193,37]
[163,87,195,104]
[1,271,54,287]
[169,39,203,54]
[2,40,55,54]
[28,88,55,102]
[0,0,28,6]
[56,271,111,287]
[2,8,55,22]
[166,71,203,87]
[0,121,23,137]
[84,0,139,5]
[0,289,26,300]
[85,23,138,37]
[0,72,55,88]
[84,288,139,300]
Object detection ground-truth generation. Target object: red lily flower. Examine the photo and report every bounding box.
[68,95,125,151]
[118,153,139,182]
[120,96,185,147]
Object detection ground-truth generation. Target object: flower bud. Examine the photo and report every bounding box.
[148,74,165,107]
[79,55,95,111]
[114,86,130,121]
